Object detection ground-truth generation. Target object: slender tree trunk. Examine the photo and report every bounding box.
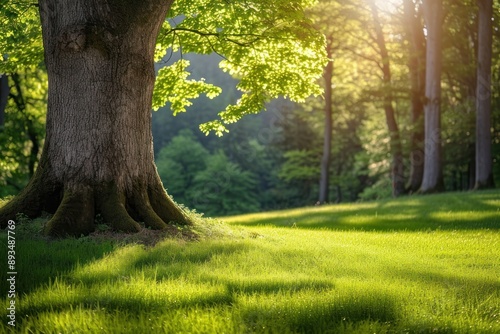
[384,103,405,197]
[10,73,40,177]
[468,150,476,189]
[0,74,8,127]
[318,41,333,204]
[335,157,343,203]
[403,0,426,193]
[474,0,495,189]
[0,0,190,236]
[420,0,445,193]
[370,3,405,197]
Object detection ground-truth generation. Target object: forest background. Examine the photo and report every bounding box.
[1,0,499,217]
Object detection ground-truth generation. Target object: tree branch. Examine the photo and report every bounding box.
[342,46,383,70]
[166,27,263,47]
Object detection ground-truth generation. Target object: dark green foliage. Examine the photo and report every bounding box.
[156,129,210,205]
[156,131,260,216]
[0,70,46,197]
[152,53,239,154]
[190,151,260,216]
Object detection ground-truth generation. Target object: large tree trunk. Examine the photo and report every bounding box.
[403,0,426,193]
[370,3,405,197]
[474,0,495,189]
[420,0,445,193]
[0,0,190,236]
[318,40,333,204]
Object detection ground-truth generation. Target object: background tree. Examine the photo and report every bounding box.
[420,0,445,193]
[368,1,405,197]
[329,0,409,198]
[0,69,46,197]
[0,74,7,127]
[155,130,261,216]
[307,0,341,204]
[319,37,334,204]
[440,0,478,190]
[474,0,495,189]
[403,0,426,193]
[155,129,210,206]
[0,2,47,197]
[269,102,323,207]
[305,0,374,204]
[190,151,260,216]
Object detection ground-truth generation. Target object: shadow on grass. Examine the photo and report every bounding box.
[388,265,500,296]
[12,241,246,317]
[2,191,499,332]
[240,289,400,333]
[226,191,500,232]
[9,239,396,333]
[0,237,115,296]
[4,229,498,333]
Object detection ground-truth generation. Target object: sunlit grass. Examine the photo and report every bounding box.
[0,190,499,333]
[225,190,500,231]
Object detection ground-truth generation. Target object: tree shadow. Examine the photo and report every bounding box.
[387,265,500,296]
[11,240,317,316]
[13,241,246,317]
[225,191,500,231]
[0,237,116,296]
[3,225,498,333]
[239,289,400,333]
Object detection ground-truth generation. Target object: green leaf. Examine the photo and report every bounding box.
[152,59,222,114]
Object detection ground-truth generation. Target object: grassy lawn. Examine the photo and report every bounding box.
[1,190,499,333]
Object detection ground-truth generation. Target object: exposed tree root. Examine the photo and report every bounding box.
[0,161,60,229]
[0,170,192,237]
[96,182,141,234]
[45,186,95,237]
[148,176,190,224]
[128,185,168,230]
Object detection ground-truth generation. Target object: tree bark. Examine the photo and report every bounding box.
[318,39,333,204]
[403,0,426,193]
[0,0,190,236]
[420,0,445,193]
[474,0,495,189]
[370,3,406,197]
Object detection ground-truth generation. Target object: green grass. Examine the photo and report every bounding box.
[224,190,500,231]
[1,190,499,333]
